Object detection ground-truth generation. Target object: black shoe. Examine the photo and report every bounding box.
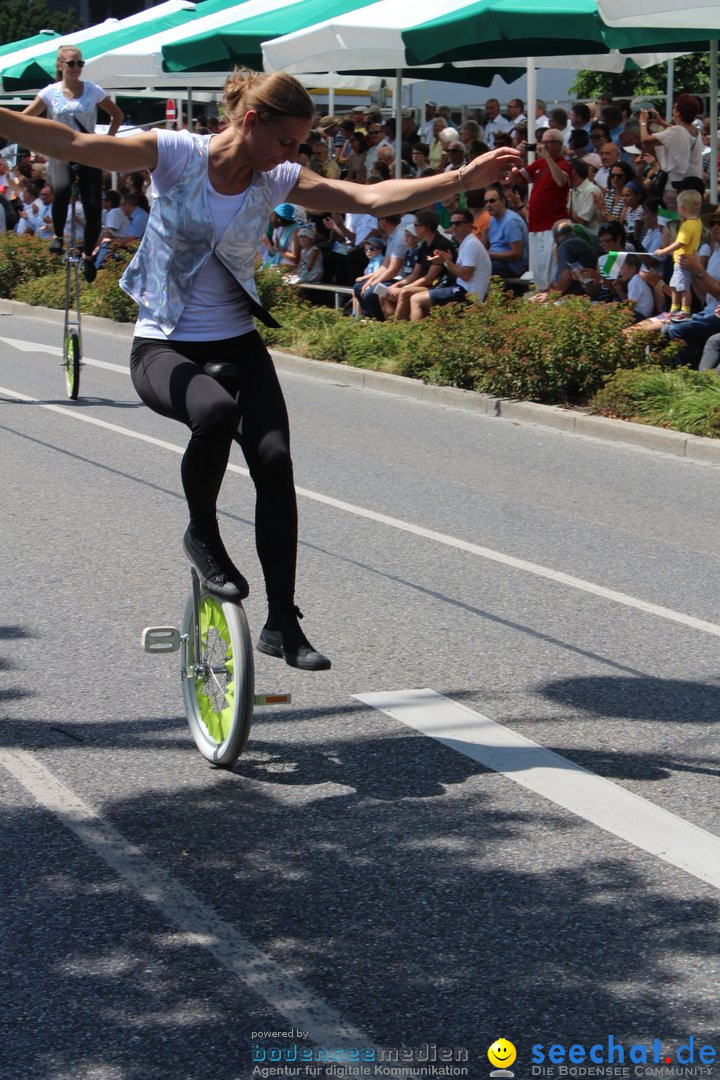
[49,237,63,255]
[182,524,249,602]
[82,256,97,283]
[257,607,331,671]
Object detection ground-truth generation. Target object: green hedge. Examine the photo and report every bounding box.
[258,270,670,406]
[590,365,720,438]
[0,234,138,321]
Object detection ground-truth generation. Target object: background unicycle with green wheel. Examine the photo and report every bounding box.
[62,163,83,400]
[142,568,290,767]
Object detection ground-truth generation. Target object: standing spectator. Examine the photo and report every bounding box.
[518,128,572,290]
[548,108,569,137]
[535,100,550,130]
[506,99,527,134]
[569,103,592,135]
[654,187,703,319]
[481,185,528,278]
[639,96,704,211]
[483,98,512,148]
[409,208,491,319]
[22,43,124,281]
[568,158,603,236]
[420,101,438,142]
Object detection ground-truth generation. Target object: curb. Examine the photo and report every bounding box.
[4,299,720,465]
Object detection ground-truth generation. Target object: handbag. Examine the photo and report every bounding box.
[648,168,668,197]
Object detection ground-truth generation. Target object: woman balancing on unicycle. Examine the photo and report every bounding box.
[22,44,124,282]
[0,70,520,671]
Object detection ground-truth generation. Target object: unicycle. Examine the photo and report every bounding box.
[61,163,83,400]
[142,569,291,766]
[141,359,290,766]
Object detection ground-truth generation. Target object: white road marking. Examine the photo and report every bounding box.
[357,688,720,892]
[0,335,128,375]
[2,380,720,641]
[0,746,398,1074]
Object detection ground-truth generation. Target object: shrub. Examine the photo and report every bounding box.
[590,365,720,438]
[405,284,667,404]
[14,246,138,321]
[0,234,58,296]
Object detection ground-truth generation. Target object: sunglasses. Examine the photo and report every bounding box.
[63,59,85,68]
[449,220,467,226]
[484,197,499,204]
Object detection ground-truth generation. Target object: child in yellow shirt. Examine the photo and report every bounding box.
[654,188,703,320]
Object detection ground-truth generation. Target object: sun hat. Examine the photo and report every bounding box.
[363,234,385,250]
[319,115,339,131]
[273,202,295,221]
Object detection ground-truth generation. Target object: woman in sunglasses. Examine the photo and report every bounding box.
[22,45,124,281]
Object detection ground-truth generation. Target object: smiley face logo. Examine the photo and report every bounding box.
[488,1040,517,1070]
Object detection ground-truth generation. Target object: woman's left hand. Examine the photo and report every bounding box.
[460,146,523,191]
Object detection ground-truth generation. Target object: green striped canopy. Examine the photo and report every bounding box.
[402,0,719,66]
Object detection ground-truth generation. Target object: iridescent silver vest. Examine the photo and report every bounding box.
[120,134,277,334]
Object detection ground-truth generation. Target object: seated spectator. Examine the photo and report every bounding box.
[548,218,597,296]
[595,140,620,189]
[125,170,151,213]
[288,225,323,284]
[568,158,603,235]
[15,180,45,236]
[698,327,720,373]
[382,210,455,320]
[409,208,491,320]
[32,181,54,240]
[309,139,341,179]
[607,252,656,319]
[351,233,385,317]
[444,141,467,171]
[621,180,647,247]
[261,203,300,268]
[353,212,408,320]
[94,192,148,269]
[377,219,423,318]
[603,161,636,222]
[411,143,430,175]
[481,184,528,278]
[659,237,720,365]
[344,132,367,183]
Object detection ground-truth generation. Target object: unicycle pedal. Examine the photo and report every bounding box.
[142,626,181,653]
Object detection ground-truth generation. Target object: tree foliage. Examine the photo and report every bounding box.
[570,53,711,105]
[0,0,82,47]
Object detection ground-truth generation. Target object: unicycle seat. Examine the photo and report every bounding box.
[204,361,240,393]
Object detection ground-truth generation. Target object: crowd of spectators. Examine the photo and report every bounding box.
[4,91,720,368]
[257,91,720,362]
[0,140,151,265]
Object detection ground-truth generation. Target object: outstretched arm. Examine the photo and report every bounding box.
[290,146,522,216]
[0,107,158,171]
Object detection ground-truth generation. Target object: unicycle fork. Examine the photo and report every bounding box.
[62,163,83,400]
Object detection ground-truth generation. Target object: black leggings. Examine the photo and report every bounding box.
[130,331,297,608]
[51,162,103,254]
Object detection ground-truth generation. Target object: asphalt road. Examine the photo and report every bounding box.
[2,309,720,1080]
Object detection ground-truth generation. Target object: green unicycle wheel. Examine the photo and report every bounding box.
[181,584,254,766]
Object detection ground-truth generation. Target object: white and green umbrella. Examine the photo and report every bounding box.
[0,0,200,91]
